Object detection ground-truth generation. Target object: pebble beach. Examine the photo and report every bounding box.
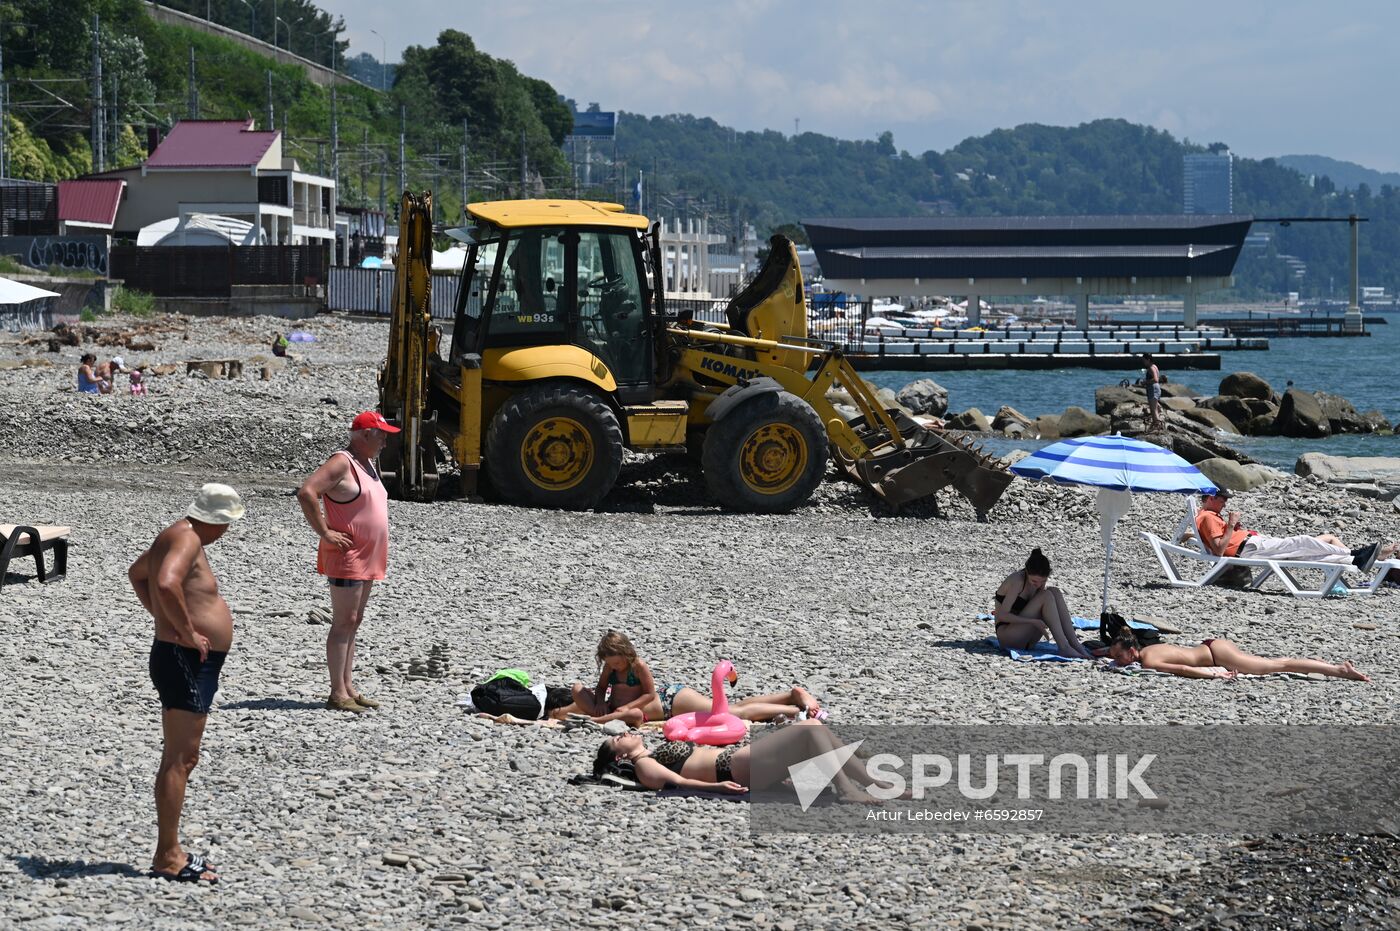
[2,313,1398,929]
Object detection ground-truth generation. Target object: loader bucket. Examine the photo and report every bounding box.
[835,409,1014,518]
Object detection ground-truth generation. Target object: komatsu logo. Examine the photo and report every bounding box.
[700,356,761,380]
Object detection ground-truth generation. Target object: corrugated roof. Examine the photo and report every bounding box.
[145,119,278,169]
[57,179,125,227]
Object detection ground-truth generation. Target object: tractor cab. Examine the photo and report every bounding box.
[449,200,661,405]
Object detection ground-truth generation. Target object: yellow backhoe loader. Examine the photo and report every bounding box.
[377,192,1011,515]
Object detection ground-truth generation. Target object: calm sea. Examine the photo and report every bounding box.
[863,315,1400,470]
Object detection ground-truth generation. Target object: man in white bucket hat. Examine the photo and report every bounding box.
[128,482,245,884]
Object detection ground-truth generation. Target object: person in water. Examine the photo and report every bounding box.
[992,548,1093,659]
[594,719,893,800]
[1108,629,1369,681]
[565,630,825,723]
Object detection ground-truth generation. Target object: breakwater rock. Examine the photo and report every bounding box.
[1296,453,1400,502]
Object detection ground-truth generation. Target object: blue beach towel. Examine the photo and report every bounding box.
[982,637,1089,662]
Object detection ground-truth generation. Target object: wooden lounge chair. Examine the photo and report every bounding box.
[1141,500,1396,600]
[0,524,70,591]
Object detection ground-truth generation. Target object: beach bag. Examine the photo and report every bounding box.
[1100,611,1162,645]
[470,670,572,720]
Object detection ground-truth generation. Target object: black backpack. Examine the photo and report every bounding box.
[470,677,572,719]
[1100,611,1162,645]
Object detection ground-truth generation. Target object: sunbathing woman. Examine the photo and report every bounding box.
[1108,629,1370,681]
[594,719,890,800]
[568,630,825,724]
[993,548,1093,659]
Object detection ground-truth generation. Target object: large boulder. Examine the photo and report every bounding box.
[1032,414,1061,439]
[992,405,1034,432]
[1161,396,1196,411]
[1057,406,1109,438]
[1219,371,1273,400]
[1275,387,1331,438]
[1313,391,1371,434]
[1296,453,1400,488]
[1360,410,1393,433]
[1179,407,1240,435]
[1161,381,1196,399]
[1197,395,1254,430]
[896,378,949,417]
[1196,457,1278,492]
[1095,385,1143,416]
[946,407,992,433]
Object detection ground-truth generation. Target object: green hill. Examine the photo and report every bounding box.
[1277,155,1400,194]
[614,115,1400,299]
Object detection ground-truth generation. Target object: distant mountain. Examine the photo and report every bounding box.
[1277,155,1400,192]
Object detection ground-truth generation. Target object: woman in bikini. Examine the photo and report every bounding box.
[593,720,890,800]
[993,548,1093,659]
[564,630,826,724]
[1107,629,1369,681]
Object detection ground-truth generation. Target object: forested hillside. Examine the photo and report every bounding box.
[617,115,1400,299]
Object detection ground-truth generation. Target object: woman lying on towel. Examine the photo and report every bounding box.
[993,548,1093,659]
[1108,629,1370,681]
[593,720,890,799]
[565,630,825,724]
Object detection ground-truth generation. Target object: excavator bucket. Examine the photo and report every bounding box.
[836,409,1014,518]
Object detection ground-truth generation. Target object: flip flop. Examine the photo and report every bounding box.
[153,852,218,884]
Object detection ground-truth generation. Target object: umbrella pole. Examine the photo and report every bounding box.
[1101,537,1113,614]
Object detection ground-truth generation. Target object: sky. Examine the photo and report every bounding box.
[329,0,1400,172]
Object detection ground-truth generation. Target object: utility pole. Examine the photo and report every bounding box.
[519,130,527,197]
[360,127,368,206]
[397,104,406,199]
[378,153,386,216]
[460,118,469,215]
[109,73,119,163]
[186,45,198,120]
[91,15,106,172]
[265,70,273,131]
[1,41,7,178]
[330,86,339,204]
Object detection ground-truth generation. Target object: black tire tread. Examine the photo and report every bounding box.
[701,391,827,513]
[484,382,624,510]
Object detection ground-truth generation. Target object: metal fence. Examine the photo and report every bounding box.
[326,267,463,319]
[108,245,329,297]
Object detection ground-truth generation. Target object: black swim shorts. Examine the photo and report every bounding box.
[149,639,227,714]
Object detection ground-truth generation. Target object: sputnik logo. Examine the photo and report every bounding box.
[788,740,865,811]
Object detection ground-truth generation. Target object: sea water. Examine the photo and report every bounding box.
[863,317,1400,470]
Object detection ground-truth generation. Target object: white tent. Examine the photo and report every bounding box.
[137,214,266,247]
[0,276,61,306]
[432,246,469,271]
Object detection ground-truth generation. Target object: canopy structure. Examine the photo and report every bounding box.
[0,276,61,306]
[1011,435,1217,611]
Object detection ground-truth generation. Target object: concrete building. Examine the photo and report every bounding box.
[92,119,335,251]
[657,217,726,300]
[1183,152,1233,214]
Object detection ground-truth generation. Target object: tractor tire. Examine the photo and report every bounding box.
[701,390,828,513]
[484,382,624,510]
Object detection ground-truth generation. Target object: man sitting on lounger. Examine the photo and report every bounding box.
[1196,489,1395,570]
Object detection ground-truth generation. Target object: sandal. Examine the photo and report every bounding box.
[153,852,218,884]
[327,696,368,713]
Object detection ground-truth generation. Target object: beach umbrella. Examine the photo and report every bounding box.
[1010,434,1217,611]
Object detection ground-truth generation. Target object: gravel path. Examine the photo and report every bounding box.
[1,314,1397,929]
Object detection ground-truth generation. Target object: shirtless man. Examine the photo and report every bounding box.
[128,483,245,884]
[1142,353,1163,431]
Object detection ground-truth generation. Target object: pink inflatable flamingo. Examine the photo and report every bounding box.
[663,660,746,745]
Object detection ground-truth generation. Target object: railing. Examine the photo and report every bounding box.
[326,267,463,319]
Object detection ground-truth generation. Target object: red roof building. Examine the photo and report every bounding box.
[57,179,126,230]
[144,120,280,171]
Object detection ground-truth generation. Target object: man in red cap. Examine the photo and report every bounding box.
[296,411,400,712]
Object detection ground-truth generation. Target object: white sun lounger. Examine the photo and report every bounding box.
[1141,500,1398,599]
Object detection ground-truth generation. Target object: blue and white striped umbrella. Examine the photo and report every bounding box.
[1010,435,1218,495]
[1011,435,1216,611]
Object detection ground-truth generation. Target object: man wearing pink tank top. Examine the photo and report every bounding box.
[297,411,399,713]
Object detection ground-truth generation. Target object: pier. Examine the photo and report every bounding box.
[1199,314,1385,338]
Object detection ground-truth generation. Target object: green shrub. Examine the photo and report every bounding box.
[79,308,97,322]
[111,286,156,318]
[0,255,27,275]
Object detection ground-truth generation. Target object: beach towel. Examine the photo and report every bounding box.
[567,772,748,801]
[974,613,1158,633]
[982,637,1092,662]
